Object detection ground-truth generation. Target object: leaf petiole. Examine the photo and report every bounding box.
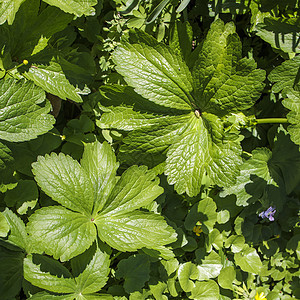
[255,118,288,124]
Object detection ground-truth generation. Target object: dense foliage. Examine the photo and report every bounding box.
[0,0,299,299]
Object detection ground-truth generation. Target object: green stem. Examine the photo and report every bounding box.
[255,118,288,124]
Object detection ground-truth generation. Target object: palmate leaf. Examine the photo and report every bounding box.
[101,19,265,196]
[29,141,176,260]
[0,78,55,142]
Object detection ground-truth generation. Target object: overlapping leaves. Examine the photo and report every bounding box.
[28,141,176,261]
[98,19,266,196]
[221,127,300,207]
[24,244,112,299]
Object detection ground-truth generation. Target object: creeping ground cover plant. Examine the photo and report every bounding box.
[0,0,299,299]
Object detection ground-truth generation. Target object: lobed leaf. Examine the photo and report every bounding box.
[234,245,262,274]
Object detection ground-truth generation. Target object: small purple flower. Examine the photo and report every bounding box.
[259,206,276,221]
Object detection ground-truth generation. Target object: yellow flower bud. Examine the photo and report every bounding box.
[23,59,29,65]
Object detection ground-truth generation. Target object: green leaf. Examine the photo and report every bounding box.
[190,280,220,300]
[268,56,300,93]
[217,210,230,224]
[106,22,265,196]
[80,141,119,214]
[270,126,300,193]
[165,114,242,196]
[149,281,168,300]
[99,165,163,216]
[192,19,266,115]
[43,0,97,17]
[178,262,198,292]
[176,0,191,13]
[4,180,38,214]
[146,0,170,24]
[282,89,300,146]
[234,245,262,274]
[97,84,175,131]
[221,127,300,205]
[0,0,25,25]
[169,21,193,63]
[0,141,16,193]
[220,148,277,206]
[29,292,75,300]
[195,251,223,281]
[225,235,245,253]
[32,152,94,216]
[0,245,24,299]
[95,211,177,252]
[24,60,89,103]
[206,229,225,252]
[2,208,29,251]
[184,197,217,233]
[0,79,55,142]
[75,247,111,294]
[0,212,9,237]
[24,254,77,293]
[27,206,97,261]
[112,37,193,110]
[218,266,236,290]
[119,114,190,167]
[255,17,300,53]
[116,254,150,293]
[30,141,174,257]
[11,4,73,58]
